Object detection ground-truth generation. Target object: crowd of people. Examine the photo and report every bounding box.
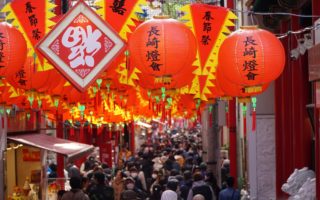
[53,129,241,200]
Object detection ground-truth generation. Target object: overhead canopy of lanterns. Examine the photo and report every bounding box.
[0,0,285,126]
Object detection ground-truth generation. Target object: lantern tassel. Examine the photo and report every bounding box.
[243,116,247,138]
[251,97,257,132]
[252,109,256,131]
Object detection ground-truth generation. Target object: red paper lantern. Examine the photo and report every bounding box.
[0,22,27,78]
[128,16,197,77]
[218,26,285,87]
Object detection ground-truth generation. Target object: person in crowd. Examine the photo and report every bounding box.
[88,171,115,200]
[150,170,166,200]
[48,163,57,179]
[205,172,220,200]
[193,194,205,200]
[57,190,66,200]
[221,158,230,188]
[61,176,89,200]
[129,166,147,192]
[187,173,214,200]
[112,169,125,200]
[180,170,193,200]
[219,176,240,200]
[80,155,96,175]
[66,162,81,178]
[161,178,179,200]
[120,177,147,200]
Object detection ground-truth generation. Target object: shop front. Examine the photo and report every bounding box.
[5,133,94,200]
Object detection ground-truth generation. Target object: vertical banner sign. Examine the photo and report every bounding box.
[1,0,56,70]
[95,0,147,40]
[180,4,237,100]
[37,1,126,92]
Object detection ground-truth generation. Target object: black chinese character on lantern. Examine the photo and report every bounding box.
[146,37,160,49]
[246,71,258,80]
[201,35,211,45]
[243,46,257,58]
[243,60,258,71]
[25,2,36,14]
[16,69,27,86]
[146,50,160,62]
[32,29,41,40]
[243,36,257,47]
[110,0,127,15]
[150,62,162,71]
[0,40,5,51]
[28,14,38,26]
[203,11,214,21]
[0,52,4,63]
[0,33,4,39]
[148,26,160,37]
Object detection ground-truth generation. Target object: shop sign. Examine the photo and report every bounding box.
[37,0,125,92]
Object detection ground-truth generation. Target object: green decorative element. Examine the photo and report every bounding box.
[196,99,201,109]
[38,99,42,108]
[251,97,257,108]
[96,79,102,89]
[120,95,123,100]
[161,87,166,100]
[93,87,97,95]
[26,113,31,120]
[6,108,10,115]
[28,95,34,108]
[111,93,115,100]
[237,176,245,190]
[54,99,59,108]
[147,90,151,98]
[124,50,130,56]
[242,104,247,116]
[167,97,172,107]
[209,105,213,113]
[0,109,4,115]
[78,105,86,112]
[155,96,160,103]
[225,103,229,112]
[106,83,111,93]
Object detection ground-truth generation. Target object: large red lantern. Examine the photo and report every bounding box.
[218,26,285,87]
[0,22,27,78]
[128,16,197,77]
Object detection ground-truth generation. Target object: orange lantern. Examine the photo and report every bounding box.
[218,26,285,87]
[128,16,197,77]
[0,22,27,78]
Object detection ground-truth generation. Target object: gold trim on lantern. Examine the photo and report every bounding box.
[244,85,263,93]
[153,15,170,19]
[240,25,258,30]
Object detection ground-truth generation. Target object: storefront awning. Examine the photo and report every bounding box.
[8,134,94,161]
